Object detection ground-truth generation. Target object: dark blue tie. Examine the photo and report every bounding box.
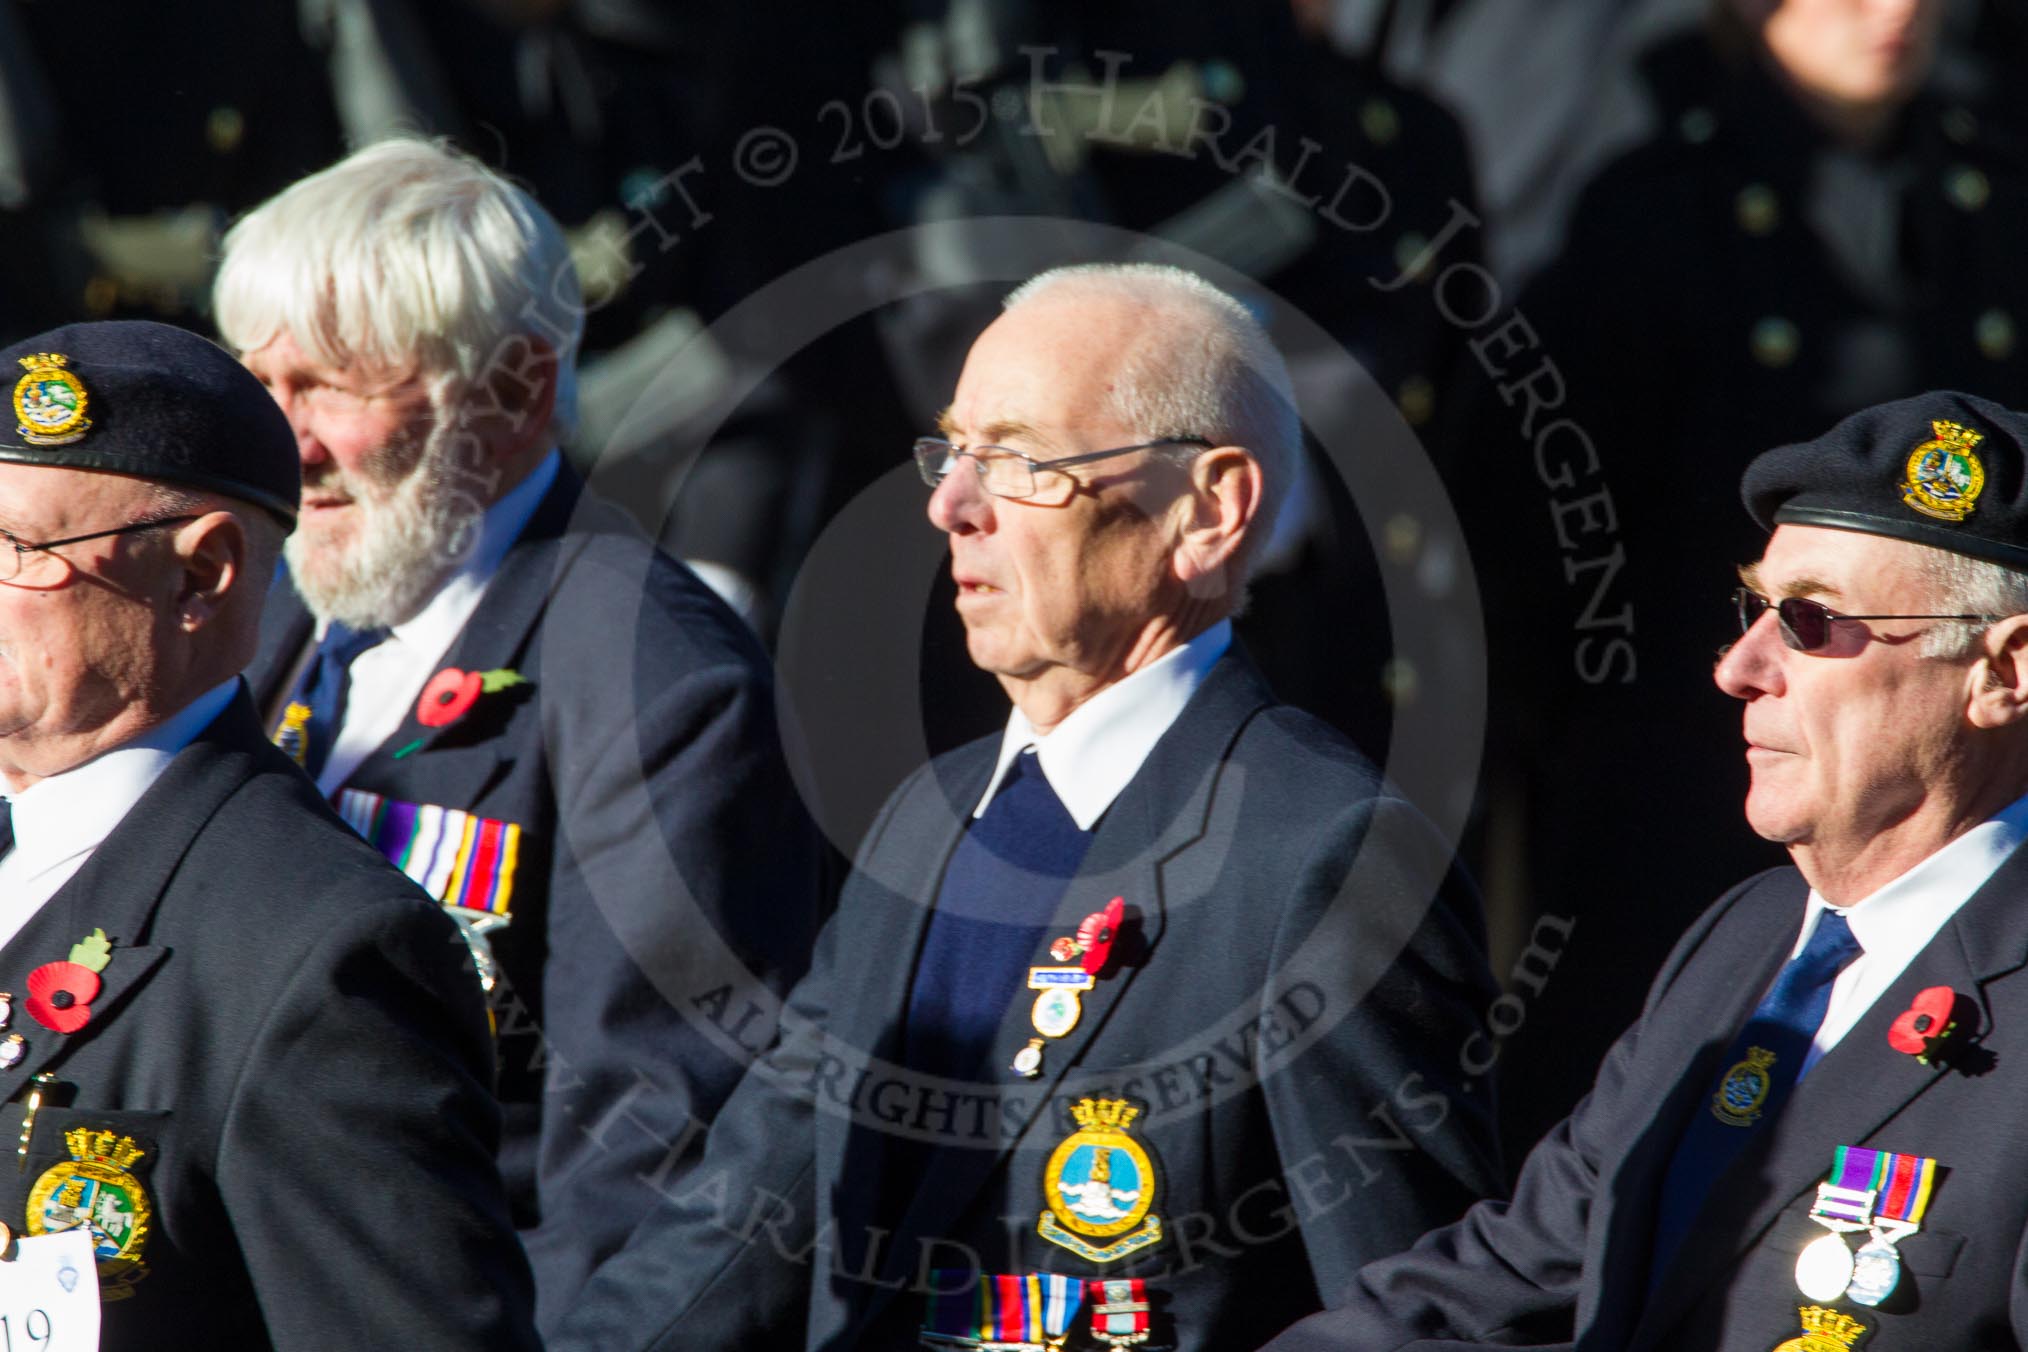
[290,623,389,780]
[902,749,1095,1081]
[1649,910,1863,1282]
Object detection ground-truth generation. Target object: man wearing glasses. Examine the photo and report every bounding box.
[552,263,1500,1352]
[0,320,537,1347]
[1267,390,2028,1350]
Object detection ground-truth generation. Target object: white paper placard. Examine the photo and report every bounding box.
[0,1231,100,1350]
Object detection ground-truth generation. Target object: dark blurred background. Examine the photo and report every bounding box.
[5,0,2023,1167]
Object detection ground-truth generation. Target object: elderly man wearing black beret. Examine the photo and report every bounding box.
[1266,390,2028,1351]
[0,320,538,1349]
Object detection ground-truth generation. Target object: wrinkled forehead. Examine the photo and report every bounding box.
[1752,523,1940,601]
[946,297,1151,444]
[0,462,152,533]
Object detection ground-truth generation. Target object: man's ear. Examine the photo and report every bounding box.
[1173,446,1262,599]
[1968,614,2028,729]
[173,511,247,632]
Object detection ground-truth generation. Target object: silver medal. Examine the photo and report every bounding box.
[1847,1234,1903,1306]
[1795,1230,1856,1302]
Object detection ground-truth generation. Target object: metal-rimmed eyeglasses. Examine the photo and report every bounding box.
[913,436,1212,502]
[0,514,200,584]
[1733,586,1999,652]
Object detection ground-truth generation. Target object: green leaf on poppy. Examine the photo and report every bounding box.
[478,669,527,693]
[69,928,112,973]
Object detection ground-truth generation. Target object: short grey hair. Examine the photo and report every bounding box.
[1917,545,2028,659]
[1001,263,1300,581]
[214,136,583,442]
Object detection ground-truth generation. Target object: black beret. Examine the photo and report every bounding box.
[1743,390,2028,568]
[0,320,297,528]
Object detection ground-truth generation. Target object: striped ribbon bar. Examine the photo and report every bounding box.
[335,789,521,920]
[1089,1278,1151,1345]
[1831,1146,1938,1227]
[921,1272,1083,1349]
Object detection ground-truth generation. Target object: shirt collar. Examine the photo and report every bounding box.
[1796,790,2028,959]
[974,620,1232,830]
[320,448,560,656]
[2,677,237,874]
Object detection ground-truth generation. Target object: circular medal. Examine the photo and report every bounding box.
[1795,1231,1855,1302]
[0,1035,25,1069]
[1846,1235,1902,1306]
[1011,1039,1044,1079]
[1032,987,1082,1039]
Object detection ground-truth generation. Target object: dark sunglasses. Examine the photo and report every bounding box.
[1733,586,1997,652]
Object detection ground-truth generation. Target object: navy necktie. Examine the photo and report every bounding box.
[0,798,12,857]
[1649,909,1863,1282]
[903,749,1095,1081]
[290,623,389,781]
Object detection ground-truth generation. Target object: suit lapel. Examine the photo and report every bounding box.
[1634,848,2028,1344]
[0,693,270,1096]
[342,472,586,799]
[849,652,1274,1337]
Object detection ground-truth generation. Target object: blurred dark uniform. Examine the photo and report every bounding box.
[0,0,344,342]
[1461,17,2028,1154]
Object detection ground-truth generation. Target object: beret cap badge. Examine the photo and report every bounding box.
[11,354,91,448]
[1901,419,1987,523]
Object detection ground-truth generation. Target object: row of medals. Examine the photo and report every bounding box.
[1793,1182,1915,1309]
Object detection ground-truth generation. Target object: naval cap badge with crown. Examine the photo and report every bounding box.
[12,353,91,447]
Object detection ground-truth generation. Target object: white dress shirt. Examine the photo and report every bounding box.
[316,450,559,796]
[1793,790,2028,1076]
[0,678,237,950]
[972,620,1232,828]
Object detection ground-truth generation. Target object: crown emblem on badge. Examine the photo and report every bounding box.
[65,1128,145,1172]
[1902,418,1987,523]
[1071,1099,1140,1131]
[1796,1305,1867,1346]
[11,353,92,447]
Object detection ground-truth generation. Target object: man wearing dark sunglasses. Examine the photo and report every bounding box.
[1267,389,2028,1351]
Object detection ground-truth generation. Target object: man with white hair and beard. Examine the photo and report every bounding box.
[214,137,822,1333]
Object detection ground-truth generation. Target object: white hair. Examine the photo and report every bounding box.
[1001,263,1300,581]
[214,136,583,442]
[1917,545,2028,659]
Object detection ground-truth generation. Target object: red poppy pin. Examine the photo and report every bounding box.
[415,667,527,729]
[1046,897,1129,976]
[1076,897,1126,977]
[1887,985,1965,1066]
[26,929,112,1034]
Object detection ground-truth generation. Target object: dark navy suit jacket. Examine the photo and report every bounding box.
[1266,849,2028,1351]
[245,468,823,1330]
[0,693,538,1350]
[550,649,1502,1352]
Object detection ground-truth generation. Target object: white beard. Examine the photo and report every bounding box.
[284,426,486,629]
